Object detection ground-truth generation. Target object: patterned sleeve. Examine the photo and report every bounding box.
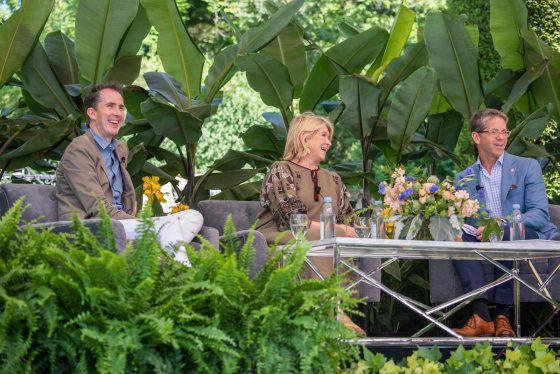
[260,162,308,231]
[332,172,353,224]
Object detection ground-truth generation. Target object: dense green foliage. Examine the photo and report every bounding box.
[0,202,361,372]
[526,0,560,52]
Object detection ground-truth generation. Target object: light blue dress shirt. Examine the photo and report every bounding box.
[477,153,504,218]
[89,129,124,209]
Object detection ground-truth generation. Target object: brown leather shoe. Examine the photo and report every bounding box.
[495,315,515,337]
[453,314,495,337]
[338,310,366,336]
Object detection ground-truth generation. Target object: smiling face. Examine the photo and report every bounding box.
[87,88,125,142]
[472,115,507,163]
[302,125,332,165]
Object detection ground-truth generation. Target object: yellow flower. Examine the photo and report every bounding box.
[171,203,189,213]
[142,175,165,203]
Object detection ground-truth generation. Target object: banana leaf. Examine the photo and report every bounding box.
[507,104,552,155]
[236,53,293,124]
[387,66,437,163]
[44,31,79,85]
[261,24,307,98]
[141,0,203,104]
[299,26,388,112]
[76,0,139,84]
[339,75,381,140]
[425,12,483,120]
[144,72,190,110]
[19,43,81,119]
[140,97,203,146]
[522,29,560,120]
[105,55,142,85]
[501,58,548,114]
[116,4,151,60]
[0,0,54,87]
[368,5,416,82]
[490,0,527,71]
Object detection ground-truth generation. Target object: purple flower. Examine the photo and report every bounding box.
[429,184,439,193]
[405,176,415,182]
[398,188,413,201]
[378,183,385,195]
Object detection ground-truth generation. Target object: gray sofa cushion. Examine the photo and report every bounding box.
[0,183,58,222]
[198,200,262,234]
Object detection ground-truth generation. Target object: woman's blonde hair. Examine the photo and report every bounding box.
[282,112,334,162]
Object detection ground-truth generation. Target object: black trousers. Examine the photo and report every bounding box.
[452,226,539,305]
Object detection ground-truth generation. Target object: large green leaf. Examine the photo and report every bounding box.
[141,0,203,104]
[379,42,428,108]
[261,25,307,98]
[44,31,79,85]
[368,5,416,82]
[339,75,381,140]
[211,181,262,201]
[18,43,80,119]
[501,58,548,114]
[299,27,388,112]
[238,0,305,54]
[116,4,151,60]
[242,125,284,156]
[507,104,552,155]
[105,55,142,85]
[490,0,527,71]
[522,29,560,120]
[144,72,189,110]
[204,0,304,103]
[0,0,54,87]
[201,169,261,190]
[387,66,437,162]
[425,12,483,120]
[203,45,238,103]
[236,53,293,124]
[0,117,75,170]
[75,0,139,84]
[140,98,203,146]
[425,110,463,152]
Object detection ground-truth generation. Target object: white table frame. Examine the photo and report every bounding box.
[308,238,560,340]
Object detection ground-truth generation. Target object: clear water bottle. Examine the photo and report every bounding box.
[371,200,385,239]
[320,196,336,239]
[510,204,525,241]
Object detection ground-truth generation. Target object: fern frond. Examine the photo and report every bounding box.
[128,206,159,288]
[96,201,117,252]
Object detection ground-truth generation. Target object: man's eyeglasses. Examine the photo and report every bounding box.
[478,129,511,137]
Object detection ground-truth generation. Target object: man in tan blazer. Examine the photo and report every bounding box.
[56,82,203,264]
[56,82,137,220]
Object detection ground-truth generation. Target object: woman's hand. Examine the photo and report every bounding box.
[338,224,357,238]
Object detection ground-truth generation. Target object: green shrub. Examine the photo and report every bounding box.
[0,201,360,373]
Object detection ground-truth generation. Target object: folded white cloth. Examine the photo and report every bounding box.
[120,209,204,266]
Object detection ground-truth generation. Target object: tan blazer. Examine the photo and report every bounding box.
[56,132,136,220]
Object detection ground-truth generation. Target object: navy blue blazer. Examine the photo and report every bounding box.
[456,152,557,239]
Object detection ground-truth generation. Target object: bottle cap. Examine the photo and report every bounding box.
[512,204,520,209]
[374,200,382,206]
[324,196,332,203]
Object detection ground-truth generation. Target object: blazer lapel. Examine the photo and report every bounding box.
[85,131,111,181]
[501,152,516,207]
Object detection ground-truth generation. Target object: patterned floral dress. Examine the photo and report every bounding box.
[256,161,353,243]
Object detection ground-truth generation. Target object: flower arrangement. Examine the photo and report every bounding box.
[378,167,480,241]
[142,176,189,214]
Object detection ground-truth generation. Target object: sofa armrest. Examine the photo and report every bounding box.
[191,225,220,249]
[219,229,268,277]
[31,219,127,252]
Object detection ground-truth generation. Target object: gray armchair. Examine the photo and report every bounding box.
[0,183,128,251]
[197,200,268,277]
[429,204,560,304]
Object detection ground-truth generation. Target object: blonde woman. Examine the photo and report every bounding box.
[256,112,364,334]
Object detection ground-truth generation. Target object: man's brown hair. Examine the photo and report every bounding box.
[83,82,124,125]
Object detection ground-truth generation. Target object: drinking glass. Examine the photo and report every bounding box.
[290,214,309,241]
[354,216,372,238]
[489,219,507,242]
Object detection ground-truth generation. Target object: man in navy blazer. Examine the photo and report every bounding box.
[452,108,557,338]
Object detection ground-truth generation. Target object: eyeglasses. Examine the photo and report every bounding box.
[478,129,511,137]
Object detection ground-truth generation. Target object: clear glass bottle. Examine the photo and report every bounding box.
[510,204,525,241]
[371,200,385,239]
[320,196,336,239]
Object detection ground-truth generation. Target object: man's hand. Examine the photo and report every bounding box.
[475,226,485,241]
[132,200,138,217]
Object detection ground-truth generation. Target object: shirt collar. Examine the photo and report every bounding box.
[476,152,504,169]
[89,128,117,150]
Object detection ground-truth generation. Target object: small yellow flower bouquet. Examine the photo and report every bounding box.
[378,167,479,241]
[142,176,189,215]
